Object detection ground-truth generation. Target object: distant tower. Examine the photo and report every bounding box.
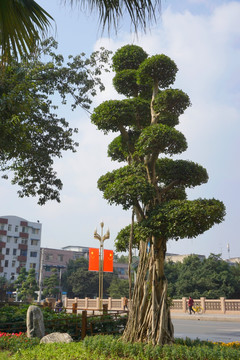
[227,243,230,259]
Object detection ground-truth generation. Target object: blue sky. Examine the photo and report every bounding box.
[1,0,239,259]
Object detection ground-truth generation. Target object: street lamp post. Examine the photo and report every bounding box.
[94,221,110,310]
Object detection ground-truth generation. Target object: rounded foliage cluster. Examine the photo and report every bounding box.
[112,45,148,71]
[137,54,178,88]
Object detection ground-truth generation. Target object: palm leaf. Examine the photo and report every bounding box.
[0,0,53,61]
[66,0,161,32]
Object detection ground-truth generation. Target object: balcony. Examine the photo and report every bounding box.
[0,241,6,248]
[0,267,3,273]
[20,221,28,227]
[19,232,29,239]
[0,218,8,224]
[0,230,7,236]
[18,244,28,251]
[17,255,27,262]
[0,254,4,260]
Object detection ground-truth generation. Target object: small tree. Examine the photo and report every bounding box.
[18,268,39,301]
[43,268,59,299]
[91,45,226,345]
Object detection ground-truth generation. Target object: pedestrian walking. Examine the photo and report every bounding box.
[123,296,128,311]
[188,296,195,314]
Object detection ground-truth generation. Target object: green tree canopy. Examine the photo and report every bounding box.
[17,268,39,301]
[108,278,130,298]
[0,38,110,204]
[43,268,59,298]
[165,254,239,299]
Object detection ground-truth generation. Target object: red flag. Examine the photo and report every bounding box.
[89,248,99,271]
[103,249,113,272]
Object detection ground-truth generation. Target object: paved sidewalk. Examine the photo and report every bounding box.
[171,311,240,322]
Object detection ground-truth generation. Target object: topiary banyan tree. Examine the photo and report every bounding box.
[91,45,226,345]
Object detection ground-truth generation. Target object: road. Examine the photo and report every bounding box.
[172,319,240,343]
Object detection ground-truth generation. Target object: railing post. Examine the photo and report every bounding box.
[81,310,87,339]
[182,297,187,313]
[96,297,100,310]
[108,297,112,310]
[200,297,206,313]
[220,297,226,314]
[103,303,108,314]
[85,297,88,309]
[121,297,124,310]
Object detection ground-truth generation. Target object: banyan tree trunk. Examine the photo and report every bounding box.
[123,239,174,345]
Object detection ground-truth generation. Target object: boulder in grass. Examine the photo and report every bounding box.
[40,332,73,344]
[26,305,45,339]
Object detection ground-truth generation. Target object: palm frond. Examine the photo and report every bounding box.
[66,0,161,32]
[0,0,54,61]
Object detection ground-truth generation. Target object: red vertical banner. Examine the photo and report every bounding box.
[89,248,99,271]
[103,249,113,272]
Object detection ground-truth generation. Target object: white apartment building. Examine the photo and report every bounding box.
[0,215,41,281]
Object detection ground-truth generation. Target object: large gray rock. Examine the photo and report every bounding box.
[26,305,45,339]
[40,332,73,344]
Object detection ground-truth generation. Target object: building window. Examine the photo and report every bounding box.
[20,249,27,257]
[7,237,11,243]
[10,273,15,280]
[31,239,38,246]
[12,261,16,267]
[6,248,10,255]
[8,224,12,231]
[0,224,5,230]
[13,248,17,256]
[32,228,39,235]
[4,260,8,267]
[14,238,18,244]
[45,254,53,261]
[30,251,37,258]
[21,239,28,245]
[30,263,36,269]
[15,226,18,232]
[58,254,64,262]
[22,226,28,233]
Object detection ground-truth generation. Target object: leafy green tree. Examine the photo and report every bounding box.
[18,268,39,301]
[0,0,161,60]
[174,255,204,299]
[62,257,115,298]
[230,262,240,299]
[14,267,28,288]
[43,268,59,298]
[0,38,110,204]
[91,44,225,345]
[164,254,239,299]
[108,278,130,298]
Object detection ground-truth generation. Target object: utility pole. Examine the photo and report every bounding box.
[37,248,44,302]
[94,221,110,310]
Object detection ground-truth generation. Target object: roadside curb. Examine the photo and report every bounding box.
[171,314,240,322]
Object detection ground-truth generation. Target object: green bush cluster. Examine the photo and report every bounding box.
[4,335,240,360]
[88,314,128,336]
[82,335,240,360]
[0,305,128,340]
